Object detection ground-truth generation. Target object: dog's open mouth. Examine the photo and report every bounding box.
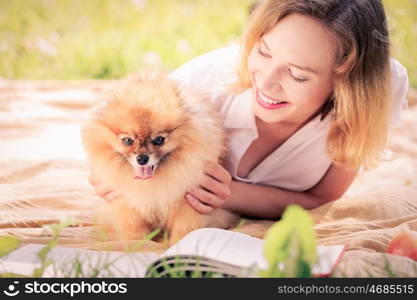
[131,153,169,180]
[133,165,156,180]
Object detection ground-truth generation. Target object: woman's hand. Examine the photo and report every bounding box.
[88,173,124,202]
[185,161,232,214]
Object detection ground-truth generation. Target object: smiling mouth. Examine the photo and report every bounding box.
[256,89,290,110]
[257,89,288,104]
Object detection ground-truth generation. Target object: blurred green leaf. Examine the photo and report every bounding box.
[0,236,20,257]
[261,205,317,277]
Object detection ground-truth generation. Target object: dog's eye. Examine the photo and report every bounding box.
[121,137,134,146]
[152,136,165,146]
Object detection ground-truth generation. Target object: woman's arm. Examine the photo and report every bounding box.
[186,162,359,219]
[223,180,322,219]
[222,163,360,219]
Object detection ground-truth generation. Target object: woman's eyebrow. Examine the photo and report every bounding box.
[288,62,319,75]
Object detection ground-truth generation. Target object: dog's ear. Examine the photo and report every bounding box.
[175,87,211,127]
[91,100,109,116]
[89,93,113,119]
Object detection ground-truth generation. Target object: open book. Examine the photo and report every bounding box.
[0,228,345,278]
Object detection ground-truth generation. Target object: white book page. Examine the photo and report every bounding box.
[163,228,268,269]
[314,245,346,276]
[164,228,345,276]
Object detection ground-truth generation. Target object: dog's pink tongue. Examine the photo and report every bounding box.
[133,165,153,180]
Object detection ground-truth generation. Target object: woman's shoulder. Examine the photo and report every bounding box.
[169,45,241,94]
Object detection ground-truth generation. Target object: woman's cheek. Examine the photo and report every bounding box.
[292,80,328,106]
[309,85,332,108]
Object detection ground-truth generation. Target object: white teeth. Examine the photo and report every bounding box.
[258,91,287,105]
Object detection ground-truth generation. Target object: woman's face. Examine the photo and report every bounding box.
[247,13,337,127]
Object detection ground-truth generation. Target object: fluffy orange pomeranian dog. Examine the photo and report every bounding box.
[81,70,239,245]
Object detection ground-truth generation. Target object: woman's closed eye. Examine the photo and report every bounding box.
[287,68,309,84]
[257,46,271,58]
[257,46,309,84]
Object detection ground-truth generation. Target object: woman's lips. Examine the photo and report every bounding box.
[255,88,291,110]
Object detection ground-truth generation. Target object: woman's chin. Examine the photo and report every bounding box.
[253,107,287,124]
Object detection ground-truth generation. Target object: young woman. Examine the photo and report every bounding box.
[90,0,409,219]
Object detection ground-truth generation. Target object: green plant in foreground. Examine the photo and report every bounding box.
[260,205,317,278]
[0,236,22,277]
[0,236,20,258]
[33,219,76,277]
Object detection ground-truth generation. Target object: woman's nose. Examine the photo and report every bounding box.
[257,67,282,92]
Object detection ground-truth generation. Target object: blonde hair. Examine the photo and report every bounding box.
[236,0,392,170]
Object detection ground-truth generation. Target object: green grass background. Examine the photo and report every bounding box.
[0,0,416,88]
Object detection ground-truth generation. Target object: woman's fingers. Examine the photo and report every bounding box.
[88,174,100,186]
[199,174,231,200]
[188,186,225,208]
[185,161,233,214]
[203,161,232,185]
[94,183,113,198]
[92,182,123,203]
[185,193,214,214]
[106,191,124,202]
[88,173,123,202]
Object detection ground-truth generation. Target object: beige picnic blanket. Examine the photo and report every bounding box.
[0,79,416,277]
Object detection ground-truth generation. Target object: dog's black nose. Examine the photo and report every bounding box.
[137,154,149,165]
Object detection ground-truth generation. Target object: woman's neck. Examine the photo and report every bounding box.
[255,117,303,139]
[255,110,321,139]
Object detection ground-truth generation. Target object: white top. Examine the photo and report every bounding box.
[170,45,409,191]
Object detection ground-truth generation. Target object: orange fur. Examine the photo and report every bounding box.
[81,70,239,245]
